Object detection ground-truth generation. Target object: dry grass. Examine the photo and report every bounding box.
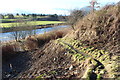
[1,27,71,61]
[25,28,71,50]
[2,43,19,61]
[65,4,120,55]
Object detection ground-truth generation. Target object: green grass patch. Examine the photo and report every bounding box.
[0,19,29,23]
[56,38,110,61]
[0,21,65,27]
[0,19,17,22]
[14,15,24,18]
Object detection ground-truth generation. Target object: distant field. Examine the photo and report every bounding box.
[0,16,47,23]
[0,19,17,22]
[0,21,65,27]
[0,19,29,23]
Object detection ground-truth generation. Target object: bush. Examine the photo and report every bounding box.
[67,9,85,30]
[0,14,4,19]
[2,43,19,61]
[67,9,84,26]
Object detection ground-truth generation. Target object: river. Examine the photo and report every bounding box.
[0,25,69,42]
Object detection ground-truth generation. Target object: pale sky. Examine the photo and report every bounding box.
[0,0,119,15]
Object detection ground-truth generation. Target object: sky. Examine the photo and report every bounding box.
[0,0,119,15]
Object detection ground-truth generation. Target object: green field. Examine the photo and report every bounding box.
[0,21,65,27]
[0,19,17,22]
[0,19,29,23]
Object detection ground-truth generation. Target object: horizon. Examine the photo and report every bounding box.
[0,0,119,15]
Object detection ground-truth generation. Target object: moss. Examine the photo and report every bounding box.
[75,54,82,58]
[96,52,102,58]
[57,39,111,63]
[91,59,98,67]
[100,50,105,54]
[101,55,110,61]
[72,53,85,62]
[35,73,46,80]
[97,74,102,80]
[59,38,110,54]
[99,57,104,62]
[99,54,110,61]
[82,66,93,79]
[91,51,97,55]
[56,38,119,78]
[49,71,57,75]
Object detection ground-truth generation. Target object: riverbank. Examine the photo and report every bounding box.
[1,27,72,61]
[0,25,70,43]
[1,23,67,33]
[2,2,120,79]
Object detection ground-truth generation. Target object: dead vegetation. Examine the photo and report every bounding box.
[1,43,20,61]
[25,28,71,50]
[2,3,120,79]
[1,28,71,61]
[66,4,120,55]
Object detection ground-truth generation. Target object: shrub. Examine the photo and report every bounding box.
[2,43,18,61]
[67,9,85,30]
[25,36,39,50]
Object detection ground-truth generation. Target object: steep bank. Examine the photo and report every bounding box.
[66,4,120,55]
[2,3,120,79]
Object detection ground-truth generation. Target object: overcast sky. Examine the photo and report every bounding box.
[0,0,119,15]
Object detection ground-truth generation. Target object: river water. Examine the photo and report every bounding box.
[0,25,69,42]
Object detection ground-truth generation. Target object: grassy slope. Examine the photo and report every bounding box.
[36,4,120,79]
[2,3,119,79]
[55,38,119,78]
[0,21,65,27]
[55,4,119,79]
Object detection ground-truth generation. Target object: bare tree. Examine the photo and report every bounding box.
[10,20,36,41]
[67,9,85,30]
[88,0,100,12]
[11,31,19,41]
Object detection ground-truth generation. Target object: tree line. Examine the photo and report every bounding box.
[0,13,61,19]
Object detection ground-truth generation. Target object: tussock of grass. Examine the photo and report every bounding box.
[25,28,70,50]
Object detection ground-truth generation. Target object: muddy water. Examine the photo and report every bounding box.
[0,25,69,42]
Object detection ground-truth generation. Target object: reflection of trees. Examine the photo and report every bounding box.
[10,20,36,41]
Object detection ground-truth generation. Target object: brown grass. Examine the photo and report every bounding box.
[65,4,120,55]
[25,28,71,50]
[1,27,71,61]
[2,43,19,61]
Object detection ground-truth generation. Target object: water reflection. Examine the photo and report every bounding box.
[0,25,69,42]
